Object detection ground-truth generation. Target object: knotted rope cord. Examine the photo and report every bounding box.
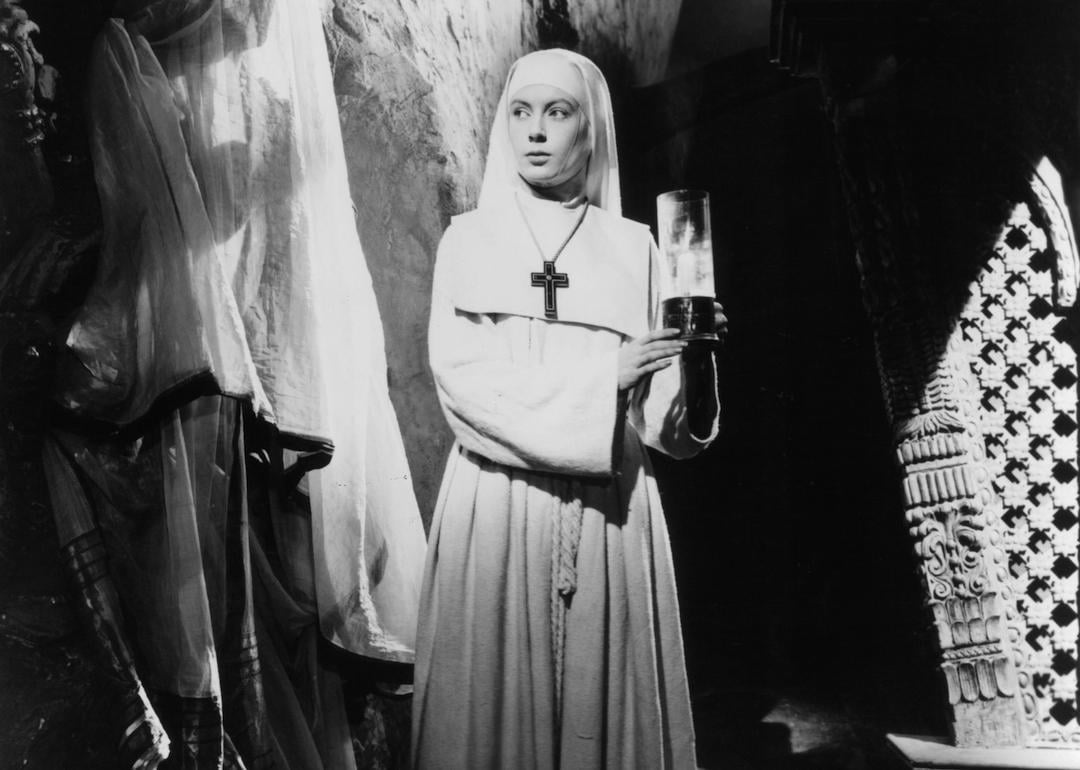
[550,485,584,718]
[517,194,590,721]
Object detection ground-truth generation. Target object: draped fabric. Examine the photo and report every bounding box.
[61,0,426,660]
[31,1,426,766]
[45,400,276,768]
[43,401,359,769]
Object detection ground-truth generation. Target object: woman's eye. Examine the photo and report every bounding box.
[549,108,568,119]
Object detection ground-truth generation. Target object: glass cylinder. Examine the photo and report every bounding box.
[657,189,715,298]
[656,189,717,341]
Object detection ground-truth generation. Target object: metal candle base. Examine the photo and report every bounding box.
[662,296,717,343]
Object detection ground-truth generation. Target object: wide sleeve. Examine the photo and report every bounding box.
[428,224,621,476]
[628,239,720,459]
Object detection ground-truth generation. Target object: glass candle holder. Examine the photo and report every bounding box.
[657,189,717,342]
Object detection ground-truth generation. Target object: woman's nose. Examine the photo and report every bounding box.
[528,117,545,142]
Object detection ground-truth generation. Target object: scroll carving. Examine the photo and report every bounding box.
[888,333,1024,747]
[823,57,1028,747]
[776,0,1079,753]
[1029,159,1079,310]
[862,191,1080,748]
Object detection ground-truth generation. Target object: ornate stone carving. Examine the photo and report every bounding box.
[888,317,1025,747]
[0,0,55,257]
[958,198,1080,747]
[851,181,1080,750]
[772,0,1080,751]
[1029,158,1079,310]
[0,0,50,148]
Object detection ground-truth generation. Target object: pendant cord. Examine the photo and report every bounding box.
[515,193,590,265]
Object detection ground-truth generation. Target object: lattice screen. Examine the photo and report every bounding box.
[957,201,1080,746]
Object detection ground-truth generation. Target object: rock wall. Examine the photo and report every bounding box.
[325,0,681,519]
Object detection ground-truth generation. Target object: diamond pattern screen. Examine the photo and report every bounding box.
[958,201,1080,746]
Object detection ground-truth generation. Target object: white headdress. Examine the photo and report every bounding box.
[478,49,621,215]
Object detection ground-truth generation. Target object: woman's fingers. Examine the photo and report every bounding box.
[714,302,729,333]
[625,356,673,384]
[635,347,681,367]
[618,332,684,390]
[631,343,683,367]
[640,357,673,374]
[618,328,693,390]
[638,328,682,344]
[644,338,686,352]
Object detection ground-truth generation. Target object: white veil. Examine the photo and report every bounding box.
[66,0,426,661]
[477,48,622,215]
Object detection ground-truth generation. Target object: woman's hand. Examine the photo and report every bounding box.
[618,328,685,391]
[714,301,729,339]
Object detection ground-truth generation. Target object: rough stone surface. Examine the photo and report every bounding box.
[324,0,680,519]
[325,0,526,521]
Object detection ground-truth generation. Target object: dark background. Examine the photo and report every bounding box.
[619,50,943,764]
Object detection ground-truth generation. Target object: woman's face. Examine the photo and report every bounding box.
[507,83,590,196]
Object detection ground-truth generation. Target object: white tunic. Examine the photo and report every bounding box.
[412,193,719,769]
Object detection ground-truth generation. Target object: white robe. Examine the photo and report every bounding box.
[412,194,719,769]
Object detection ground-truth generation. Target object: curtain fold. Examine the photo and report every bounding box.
[37,0,427,764]
[61,0,425,660]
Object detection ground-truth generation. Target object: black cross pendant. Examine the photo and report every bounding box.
[531,261,570,320]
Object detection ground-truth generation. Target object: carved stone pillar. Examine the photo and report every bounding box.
[0,0,54,258]
[772,0,1080,763]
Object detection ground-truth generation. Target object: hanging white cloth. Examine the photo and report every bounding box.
[62,0,426,661]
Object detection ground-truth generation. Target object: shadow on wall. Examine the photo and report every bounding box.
[617,42,947,740]
[611,1,1080,754]
[667,0,771,76]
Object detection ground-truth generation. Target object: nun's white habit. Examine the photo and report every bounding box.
[412,49,719,769]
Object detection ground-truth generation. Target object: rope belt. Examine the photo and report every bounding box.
[550,491,584,714]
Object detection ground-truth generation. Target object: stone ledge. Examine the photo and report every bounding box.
[888,734,1080,769]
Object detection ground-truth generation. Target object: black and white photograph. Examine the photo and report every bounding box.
[0,1,1077,768]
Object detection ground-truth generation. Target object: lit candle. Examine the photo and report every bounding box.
[676,250,697,296]
[657,190,718,342]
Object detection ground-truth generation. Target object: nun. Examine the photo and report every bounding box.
[412,48,724,769]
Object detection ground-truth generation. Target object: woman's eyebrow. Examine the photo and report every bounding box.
[508,96,577,110]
